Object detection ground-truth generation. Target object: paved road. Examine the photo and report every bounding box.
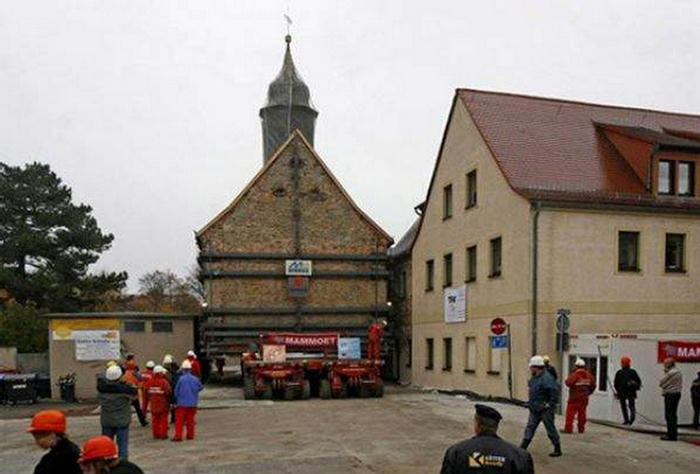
[1,387,697,473]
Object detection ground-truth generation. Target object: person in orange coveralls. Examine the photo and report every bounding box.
[563,358,596,433]
[367,320,387,360]
[123,359,148,427]
[144,365,172,440]
[186,350,202,378]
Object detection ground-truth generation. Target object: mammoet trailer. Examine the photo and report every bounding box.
[242,330,384,400]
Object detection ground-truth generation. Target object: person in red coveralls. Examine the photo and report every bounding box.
[144,365,172,440]
[186,350,202,378]
[563,358,596,433]
[367,320,387,360]
[139,361,155,413]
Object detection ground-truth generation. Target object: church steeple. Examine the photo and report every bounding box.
[259,35,318,164]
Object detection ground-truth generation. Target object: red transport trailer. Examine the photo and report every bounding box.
[242,330,384,400]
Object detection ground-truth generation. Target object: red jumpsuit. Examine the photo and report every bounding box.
[140,369,154,412]
[187,356,202,378]
[564,368,596,433]
[144,374,172,439]
[367,323,385,360]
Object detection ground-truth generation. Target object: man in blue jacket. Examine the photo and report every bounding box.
[520,355,562,457]
[172,359,203,441]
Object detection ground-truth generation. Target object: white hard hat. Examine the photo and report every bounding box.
[106,365,123,381]
[575,358,586,367]
[181,359,192,370]
[146,360,155,369]
[163,354,173,364]
[154,365,166,374]
[187,350,196,357]
[529,355,545,367]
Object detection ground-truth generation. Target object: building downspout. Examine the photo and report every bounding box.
[530,203,541,356]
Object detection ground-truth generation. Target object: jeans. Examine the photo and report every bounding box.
[523,408,560,446]
[619,397,636,424]
[664,393,681,439]
[102,425,129,460]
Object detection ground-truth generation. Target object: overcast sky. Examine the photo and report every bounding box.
[2,1,699,291]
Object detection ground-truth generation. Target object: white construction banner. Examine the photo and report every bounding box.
[444,285,467,323]
[73,330,120,361]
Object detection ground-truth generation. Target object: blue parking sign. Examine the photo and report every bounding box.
[491,335,508,349]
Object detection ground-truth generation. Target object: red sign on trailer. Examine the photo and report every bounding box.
[262,332,339,351]
[657,340,700,363]
[490,318,507,335]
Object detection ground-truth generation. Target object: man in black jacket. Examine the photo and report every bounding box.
[441,404,534,474]
[691,371,700,429]
[613,356,642,425]
[27,410,81,474]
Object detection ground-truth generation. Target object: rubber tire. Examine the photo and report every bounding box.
[261,383,273,400]
[359,384,371,398]
[300,379,311,400]
[373,379,384,398]
[338,380,349,399]
[319,379,331,399]
[243,377,255,400]
[283,385,296,401]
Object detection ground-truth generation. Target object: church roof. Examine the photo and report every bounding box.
[197,130,392,243]
[263,35,315,110]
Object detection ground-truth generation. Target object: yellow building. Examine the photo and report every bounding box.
[409,89,700,405]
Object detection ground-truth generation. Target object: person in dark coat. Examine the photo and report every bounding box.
[542,355,557,381]
[692,371,700,430]
[520,356,561,457]
[163,354,180,423]
[613,356,642,425]
[98,365,137,460]
[27,410,81,474]
[441,404,534,474]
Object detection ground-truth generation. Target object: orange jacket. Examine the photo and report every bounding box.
[565,368,596,403]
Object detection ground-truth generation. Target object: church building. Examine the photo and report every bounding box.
[196,36,394,364]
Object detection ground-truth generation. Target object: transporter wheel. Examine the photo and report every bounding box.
[319,379,331,399]
[337,380,348,399]
[373,379,384,398]
[283,385,296,401]
[300,379,311,400]
[359,384,371,398]
[243,376,256,400]
[261,383,273,400]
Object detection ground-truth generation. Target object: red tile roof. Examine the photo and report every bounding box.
[459,89,700,210]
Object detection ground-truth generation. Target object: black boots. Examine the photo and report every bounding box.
[549,443,562,457]
[519,439,531,450]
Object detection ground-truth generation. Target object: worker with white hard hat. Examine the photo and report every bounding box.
[185,350,202,378]
[520,355,562,457]
[563,358,596,434]
[97,364,137,460]
[172,359,203,441]
[144,365,173,440]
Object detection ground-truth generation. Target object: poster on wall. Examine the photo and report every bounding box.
[52,318,119,340]
[657,340,700,363]
[73,330,120,361]
[444,285,467,323]
[338,337,362,359]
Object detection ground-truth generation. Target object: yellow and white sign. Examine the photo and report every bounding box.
[52,319,119,340]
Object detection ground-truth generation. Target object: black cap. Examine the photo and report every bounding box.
[475,404,502,422]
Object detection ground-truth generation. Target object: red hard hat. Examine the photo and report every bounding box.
[78,436,118,463]
[621,356,631,367]
[27,410,66,433]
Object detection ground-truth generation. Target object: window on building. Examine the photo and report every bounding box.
[489,237,502,277]
[679,162,695,196]
[426,338,434,370]
[659,160,674,195]
[464,337,477,372]
[443,253,453,287]
[443,337,452,371]
[488,337,501,374]
[466,170,477,208]
[618,231,640,272]
[466,245,477,282]
[152,321,173,333]
[443,184,453,219]
[665,233,686,272]
[425,260,434,291]
[407,338,412,368]
[124,321,145,332]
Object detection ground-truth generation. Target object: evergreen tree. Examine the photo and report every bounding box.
[0,162,127,311]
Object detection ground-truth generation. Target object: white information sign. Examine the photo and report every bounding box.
[444,285,467,323]
[285,260,313,276]
[338,337,362,359]
[73,330,120,361]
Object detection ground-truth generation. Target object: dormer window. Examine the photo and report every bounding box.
[678,162,695,196]
[658,160,674,195]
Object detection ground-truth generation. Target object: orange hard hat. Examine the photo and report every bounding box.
[621,356,631,367]
[78,436,118,463]
[27,410,67,433]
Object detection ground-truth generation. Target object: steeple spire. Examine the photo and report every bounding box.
[259,35,318,164]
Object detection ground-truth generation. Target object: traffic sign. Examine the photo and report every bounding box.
[491,335,508,349]
[490,317,507,335]
[556,309,570,332]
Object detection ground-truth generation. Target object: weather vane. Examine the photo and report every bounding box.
[284,0,292,38]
